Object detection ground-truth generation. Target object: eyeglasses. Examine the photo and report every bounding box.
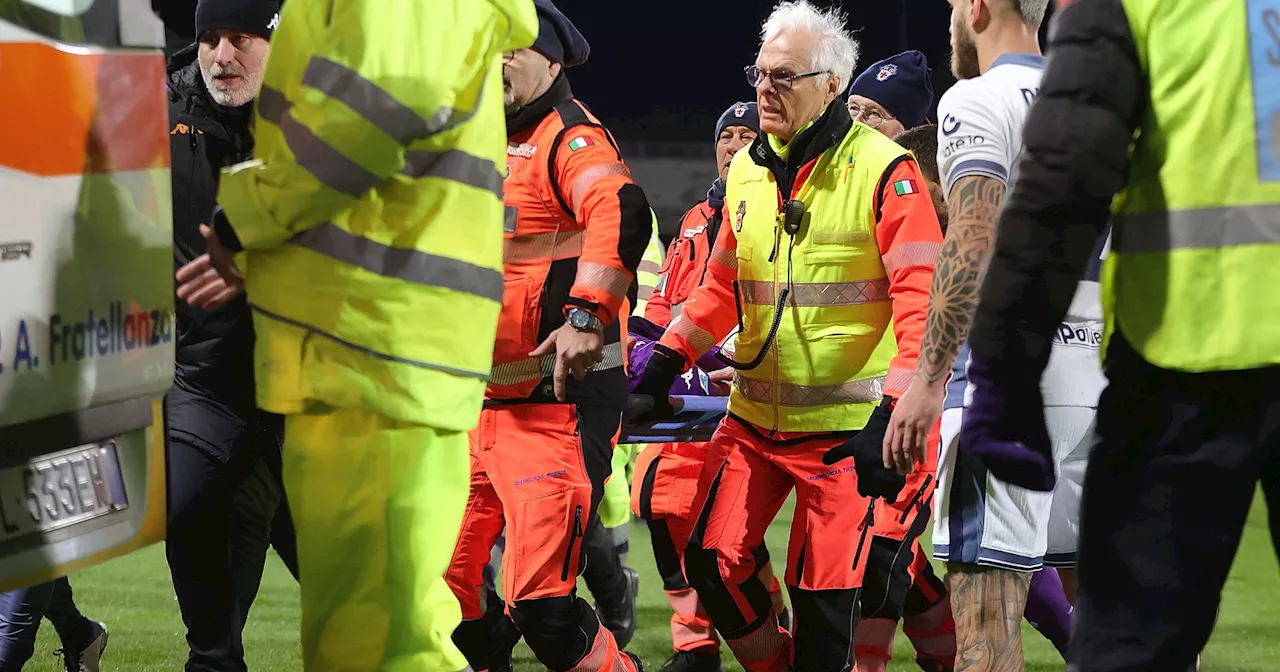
[848,103,892,129]
[745,65,827,92]
[502,50,518,64]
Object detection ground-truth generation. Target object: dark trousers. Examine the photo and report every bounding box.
[0,578,90,670]
[166,389,299,672]
[1068,334,1280,671]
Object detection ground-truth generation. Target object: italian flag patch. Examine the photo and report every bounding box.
[893,179,919,196]
[568,136,594,151]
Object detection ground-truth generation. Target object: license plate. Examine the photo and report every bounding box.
[0,442,129,544]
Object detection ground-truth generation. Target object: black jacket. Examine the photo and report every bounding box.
[166,45,259,413]
[968,0,1144,370]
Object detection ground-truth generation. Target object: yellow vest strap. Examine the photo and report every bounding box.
[734,374,885,407]
[738,278,890,307]
[290,223,504,301]
[1114,204,1280,253]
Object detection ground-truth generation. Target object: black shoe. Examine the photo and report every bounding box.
[54,619,108,672]
[658,650,722,672]
[597,566,640,648]
[624,651,646,672]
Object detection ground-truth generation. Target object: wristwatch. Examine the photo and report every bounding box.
[566,307,604,332]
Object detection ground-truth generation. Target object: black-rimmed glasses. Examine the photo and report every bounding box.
[745,65,827,92]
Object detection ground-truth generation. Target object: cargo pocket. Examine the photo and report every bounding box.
[656,453,705,520]
[493,275,543,365]
[511,486,589,600]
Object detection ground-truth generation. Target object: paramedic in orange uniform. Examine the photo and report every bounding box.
[632,4,942,670]
[443,2,651,671]
[630,102,788,672]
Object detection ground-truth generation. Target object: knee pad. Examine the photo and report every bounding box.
[510,595,600,671]
[684,544,771,638]
[790,586,859,672]
[860,536,914,621]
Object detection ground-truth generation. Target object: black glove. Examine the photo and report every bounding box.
[630,344,685,420]
[822,398,906,502]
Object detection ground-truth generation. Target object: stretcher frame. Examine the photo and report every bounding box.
[619,395,728,444]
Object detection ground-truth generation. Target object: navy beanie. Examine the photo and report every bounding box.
[195,0,281,40]
[532,0,590,68]
[847,50,934,128]
[714,102,760,143]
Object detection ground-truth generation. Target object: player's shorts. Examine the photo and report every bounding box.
[932,405,1093,570]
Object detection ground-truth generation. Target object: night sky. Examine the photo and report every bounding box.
[553,0,1053,141]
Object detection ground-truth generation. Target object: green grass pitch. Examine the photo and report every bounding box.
[18,491,1280,671]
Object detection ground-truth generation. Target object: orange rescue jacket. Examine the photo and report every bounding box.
[489,76,653,401]
[644,200,720,330]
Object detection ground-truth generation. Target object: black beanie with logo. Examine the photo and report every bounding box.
[195,0,281,40]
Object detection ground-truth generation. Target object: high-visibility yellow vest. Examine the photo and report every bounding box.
[1105,0,1280,372]
[726,123,907,432]
[634,215,665,316]
[216,0,538,430]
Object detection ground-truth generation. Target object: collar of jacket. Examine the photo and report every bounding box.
[505,72,574,137]
[748,98,852,199]
[166,44,254,144]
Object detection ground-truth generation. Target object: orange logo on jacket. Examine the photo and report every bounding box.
[170,123,203,135]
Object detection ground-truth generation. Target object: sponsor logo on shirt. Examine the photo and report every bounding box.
[942,114,962,135]
[1054,322,1103,349]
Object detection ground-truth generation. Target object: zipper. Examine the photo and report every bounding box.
[898,474,934,524]
[852,501,875,572]
[561,504,584,581]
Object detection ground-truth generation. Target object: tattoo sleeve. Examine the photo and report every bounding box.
[917,175,1006,383]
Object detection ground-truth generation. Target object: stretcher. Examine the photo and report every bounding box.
[620,395,728,444]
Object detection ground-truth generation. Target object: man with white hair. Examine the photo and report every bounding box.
[632,2,943,670]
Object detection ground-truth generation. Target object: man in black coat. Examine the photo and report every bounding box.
[164,1,297,670]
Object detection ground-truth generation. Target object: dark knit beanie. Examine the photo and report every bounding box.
[532,0,590,68]
[714,102,760,143]
[195,0,281,40]
[847,50,934,128]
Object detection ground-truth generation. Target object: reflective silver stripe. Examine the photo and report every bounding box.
[259,87,499,198]
[301,57,483,143]
[738,279,890,306]
[1113,204,1280,253]
[259,86,381,197]
[289,223,503,302]
[402,150,502,197]
[258,86,292,123]
[489,341,624,386]
[302,57,432,144]
[734,374,884,407]
[671,302,683,320]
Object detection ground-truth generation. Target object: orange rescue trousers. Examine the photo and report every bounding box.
[632,442,788,654]
[445,402,638,672]
[856,436,957,672]
[682,415,878,672]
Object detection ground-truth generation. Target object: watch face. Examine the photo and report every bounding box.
[570,310,588,328]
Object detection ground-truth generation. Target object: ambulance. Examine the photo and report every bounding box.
[0,0,171,590]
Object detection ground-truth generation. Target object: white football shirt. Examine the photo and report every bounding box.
[936,54,1107,410]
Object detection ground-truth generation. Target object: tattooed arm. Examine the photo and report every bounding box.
[883,174,1005,473]
[919,175,1006,382]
